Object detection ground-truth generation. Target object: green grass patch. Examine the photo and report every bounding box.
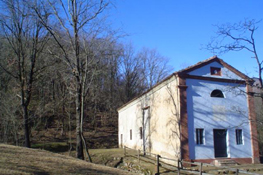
[31,142,68,152]
[89,148,124,165]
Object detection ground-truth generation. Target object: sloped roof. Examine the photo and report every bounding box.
[174,56,250,80]
[118,56,252,111]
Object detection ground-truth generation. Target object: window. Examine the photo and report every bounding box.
[130,129,132,140]
[196,128,204,145]
[139,127,143,139]
[236,129,243,145]
[210,67,221,76]
[211,89,224,98]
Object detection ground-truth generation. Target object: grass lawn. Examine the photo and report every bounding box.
[90,148,124,163]
[0,144,136,175]
[31,142,69,152]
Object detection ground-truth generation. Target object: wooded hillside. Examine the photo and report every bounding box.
[0,0,171,160]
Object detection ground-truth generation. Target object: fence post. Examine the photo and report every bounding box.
[199,162,203,175]
[177,159,180,175]
[138,149,140,164]
[124,146,126,157]
[236,169,239,175]
[156,154,160,175]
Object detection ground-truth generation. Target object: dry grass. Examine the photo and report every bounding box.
[0,144,136,175]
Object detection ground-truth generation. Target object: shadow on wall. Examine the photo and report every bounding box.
[186,80,254,160]
[135,93,154,153]
[165,83,181,159]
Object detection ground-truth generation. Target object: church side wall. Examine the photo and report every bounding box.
[118,76,181,160]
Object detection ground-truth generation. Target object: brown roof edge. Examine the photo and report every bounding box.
[216,58,252,81]
[176,56,252,81]
[117,56,254,111]
[175,55,219,74]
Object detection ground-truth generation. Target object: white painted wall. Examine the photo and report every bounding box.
[119,59,253,161]
[118,99,143,149]
[186,78,252,160]
[118,76,181,159]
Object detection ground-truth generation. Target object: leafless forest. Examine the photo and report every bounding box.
[0,0,171,160]
[0,0,263,161]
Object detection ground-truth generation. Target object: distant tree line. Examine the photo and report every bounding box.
[0,0,171,160]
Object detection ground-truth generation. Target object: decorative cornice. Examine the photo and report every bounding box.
[180,74,247,84]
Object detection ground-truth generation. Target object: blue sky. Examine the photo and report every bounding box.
[109,0,263,78]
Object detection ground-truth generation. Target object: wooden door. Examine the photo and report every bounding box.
[213,129,227,157]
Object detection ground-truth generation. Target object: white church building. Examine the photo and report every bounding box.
[118,56,259,164]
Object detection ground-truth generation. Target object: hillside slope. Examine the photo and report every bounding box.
[0,144,135,175]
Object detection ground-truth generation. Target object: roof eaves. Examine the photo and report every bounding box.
[216,57,252,81]
[175,55,218,74]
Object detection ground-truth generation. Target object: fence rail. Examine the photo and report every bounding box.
[124,146,205,175]
[123,146,257,175]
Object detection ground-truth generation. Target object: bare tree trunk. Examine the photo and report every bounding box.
[21,82,31,147]
[80,86,92,162]
[22,104,31,148]
[12,118,18,146]
[68,111,72,155]
[81,133,92,162]
[76,85,84,159]
[3,121,8,144]
[33,0,109,160]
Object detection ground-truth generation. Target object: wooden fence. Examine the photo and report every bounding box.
[124,146,204,175]
[123,146,259,175]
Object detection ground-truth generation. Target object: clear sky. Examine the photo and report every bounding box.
[109,0,263,78]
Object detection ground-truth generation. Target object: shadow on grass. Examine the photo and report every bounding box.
[31,142,69,153]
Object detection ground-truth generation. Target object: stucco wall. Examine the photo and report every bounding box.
[118,76,181,159]
[186,78,252,160]
[119,59,254,162]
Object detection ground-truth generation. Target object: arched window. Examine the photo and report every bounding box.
[211,89,224,98]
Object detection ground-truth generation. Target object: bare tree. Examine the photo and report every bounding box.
[33,0,109,160]
[118,44,145,103]
[88,39,123,128]
[0,71,22,145]
[0,0,49,147]
[118,45,172,103]
[137,47,171,89]
[206,19,262,89]
[206,19,263,155]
